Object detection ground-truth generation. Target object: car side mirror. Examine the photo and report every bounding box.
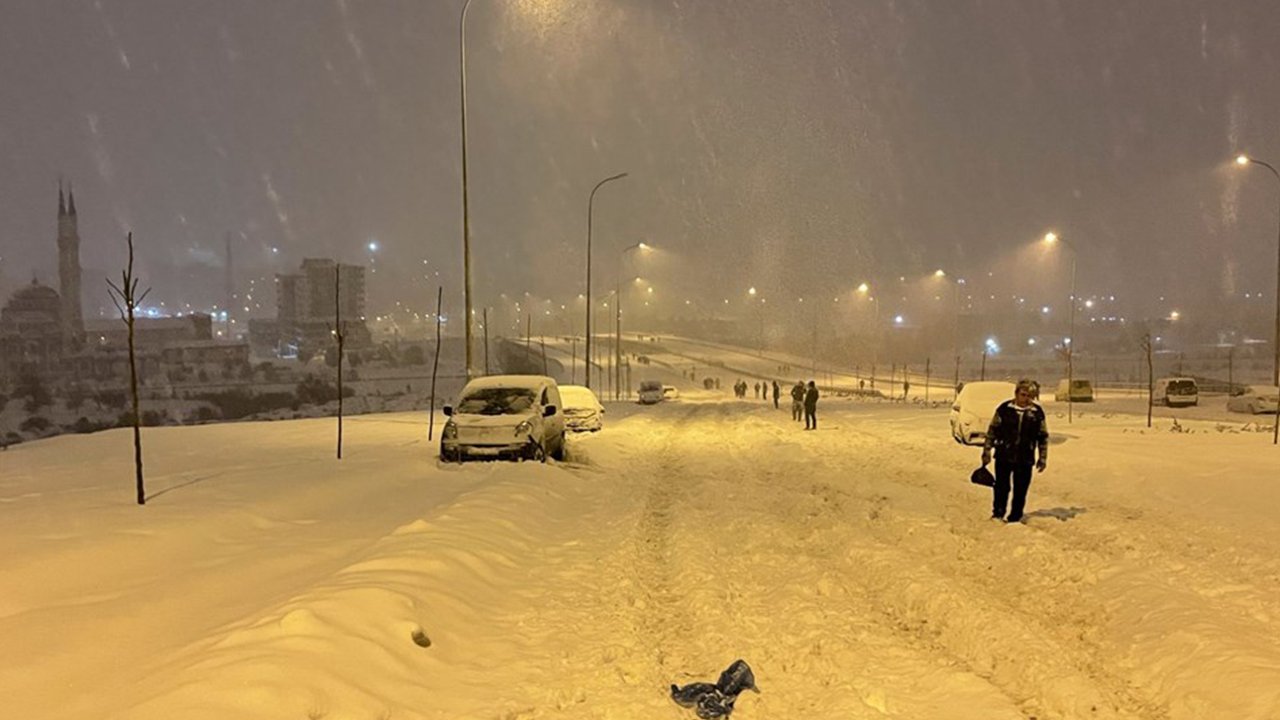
[442,405,453,416]
[543,404,557,417]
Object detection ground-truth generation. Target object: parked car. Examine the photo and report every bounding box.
[662,385,681,400]
[638,380,664,405]
[440,375,567,462]
[1153,377,1199,407]
[1054,378,1094,402]
[950,381,1016,445]
[559,384,605,431]
[1227,385,1279,414]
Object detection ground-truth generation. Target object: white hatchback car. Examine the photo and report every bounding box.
[441,375,567,462]
[1227,385,1279,414]
[559,384,605,432]
[950,381,1016,445]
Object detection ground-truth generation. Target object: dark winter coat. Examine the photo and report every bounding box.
[983,400,1048,466]
[791,384,805,402]
[771,382,780,399]
[803,386,819,411]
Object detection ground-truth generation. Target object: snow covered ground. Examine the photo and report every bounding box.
[3,390,1280,719]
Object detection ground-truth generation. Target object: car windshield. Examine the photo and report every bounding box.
[1169,381,1196,395]
[456,387,537,415]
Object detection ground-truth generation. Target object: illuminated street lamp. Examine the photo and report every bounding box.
[1044,231,1079,423]
[614,242,651,400]
[584,171,629,391]
[1236,153,1280,445]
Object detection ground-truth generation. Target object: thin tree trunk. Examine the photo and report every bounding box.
[107,232,149,505]
[1145,335,1154,428]
[428,286,444,441]
[127,287,143,504]
[483,307,490,375]
[335,266,344,460]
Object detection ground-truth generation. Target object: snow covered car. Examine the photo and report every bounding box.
[638,380,664,404]
[1054,378,1094,402]
[440,375,567,462]
[1227,385,1279,414]
[950,381,1016,445]
[662,385,680,400]
[1153,377,1199,408]
[559,384,605,432]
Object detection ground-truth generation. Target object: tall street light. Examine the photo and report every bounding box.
[1236,153,1280,445]
[615,242,650,400]
[459,0,476,378]
[1044,231,1079,423]
[857,282,881,387]
[585,171,629,391]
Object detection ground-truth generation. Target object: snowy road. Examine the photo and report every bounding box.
[2,397,1279,718]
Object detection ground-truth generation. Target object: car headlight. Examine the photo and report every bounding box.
[514,420,533,437]
[443,420,457,439]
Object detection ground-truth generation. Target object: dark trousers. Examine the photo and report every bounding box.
[792,401,802,420]
[993,458,1033,520]
[804,407,817,429]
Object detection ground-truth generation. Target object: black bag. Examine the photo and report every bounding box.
[970,466,995,487]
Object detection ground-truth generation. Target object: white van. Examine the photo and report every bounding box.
[1153,377,1199,407]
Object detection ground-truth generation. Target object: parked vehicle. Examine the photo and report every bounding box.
[662,385,681,400]
[559,384,605,431]
[950,381,1016,445]
[1227,385,1279,414]
[1153,377,1199,407]
[638,380,664,404]
[1054,378,1094,402]
[440,375,567,462]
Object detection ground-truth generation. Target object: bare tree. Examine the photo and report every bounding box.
[106,232,151,506]
[428,286,443,441]
[1140,333,1153,428]
[334,266,346,459]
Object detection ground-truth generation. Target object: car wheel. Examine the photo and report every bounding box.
[550,433,566,461]
[525,442,546,463]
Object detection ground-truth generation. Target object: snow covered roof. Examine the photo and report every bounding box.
[461,375,555,393]
[558,385,601,408]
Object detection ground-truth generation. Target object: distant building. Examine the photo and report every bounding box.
[254,257,370,359]
[0,183,83,386]
[85,314,213,348]
[0,185,250,390]
[0,280,64,385]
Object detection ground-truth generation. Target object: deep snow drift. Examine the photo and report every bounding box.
[2,391,1279,719]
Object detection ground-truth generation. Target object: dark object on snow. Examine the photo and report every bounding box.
[970,466,995,487]
[670,659,759,718]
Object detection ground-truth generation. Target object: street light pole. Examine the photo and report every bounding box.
[459,0,475,379]
[1045,232,1079,423]
[585,172,628,391]
[615,242,647,400]
[1236,154,1280,445]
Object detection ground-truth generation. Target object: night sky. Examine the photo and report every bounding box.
[2,1,1279,325]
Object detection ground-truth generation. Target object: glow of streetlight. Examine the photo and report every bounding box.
[934,269,946,278]
[1237,154,1251,166]
[367,240,380,252]
[1170,310,1181,320]
[748,287,757,296]
[1043,232,1058,244]
[894,315,904,325]
[857,282,869,294]
[638,242,650,250]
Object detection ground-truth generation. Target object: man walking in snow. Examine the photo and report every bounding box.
[771,380,780,409]
[803,380,819,430]
[981,379,1048,523]
[791,381,805,421]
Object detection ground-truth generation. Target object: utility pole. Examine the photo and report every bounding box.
[483,307,490,375]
